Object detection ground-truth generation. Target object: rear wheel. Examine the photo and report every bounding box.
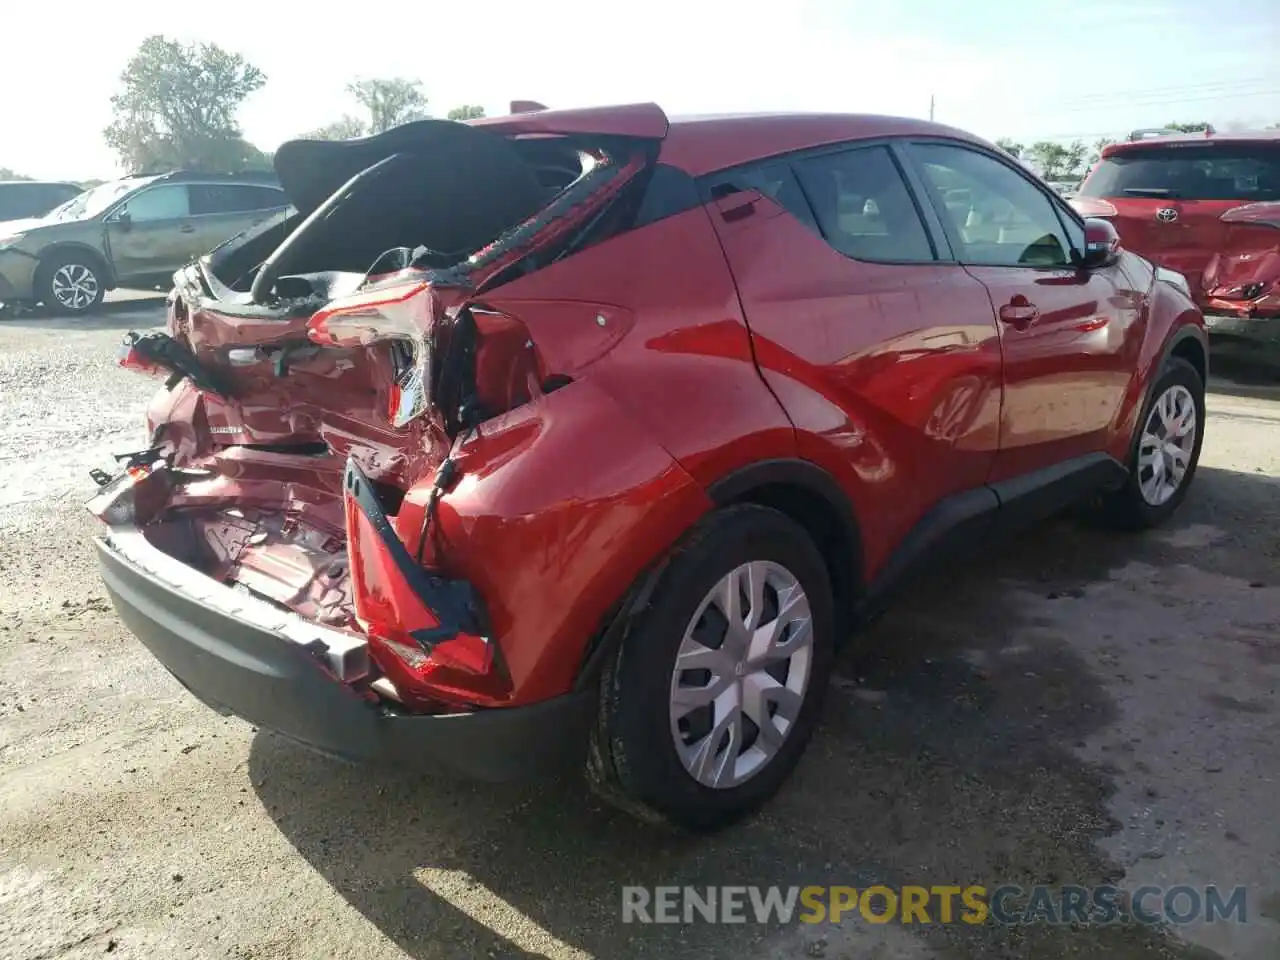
[1099,356,1205,529]
[588,504,835,831]
[38,253,105,314]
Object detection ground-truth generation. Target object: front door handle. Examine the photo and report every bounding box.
[998,298,1039,330]
[180,224,196,234]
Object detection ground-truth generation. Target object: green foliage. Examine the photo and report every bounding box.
[347,78,429,134]
[1026,140,1088,180]
[447,105,486,121]
[994,138,1024,159]
[1086,137,1116,169]
[301,115,367,141]
[1164,121,1212,132]
[104,35,266,173]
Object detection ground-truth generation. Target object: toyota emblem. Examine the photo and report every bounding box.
[1156,207,1179,223]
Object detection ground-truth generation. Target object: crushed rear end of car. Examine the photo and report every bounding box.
[88,108,671,778]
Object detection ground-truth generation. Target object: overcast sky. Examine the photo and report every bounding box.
[4,0,1277,181]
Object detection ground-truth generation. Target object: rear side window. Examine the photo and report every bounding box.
[190,184,286,215]
[707,162,818,230]
[792,146,935,262]
[0,183,58,219]
[1081,144,1280,201]
[245,185,288,210]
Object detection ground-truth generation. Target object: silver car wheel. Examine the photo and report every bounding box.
[669,560,813,789]
[1137,383,1197,507]
[51,263,99,311]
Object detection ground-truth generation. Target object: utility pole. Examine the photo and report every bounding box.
[929,95,935,121]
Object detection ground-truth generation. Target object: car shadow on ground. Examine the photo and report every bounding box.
[250,466,1274,960]
[1207,357,1280,400]
[0,295,166,332]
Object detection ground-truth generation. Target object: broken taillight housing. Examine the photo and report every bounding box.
[342,459,507,708]
[86,459,172,526]
[309,280,436,429]
[118,340,167,377]
[386,363,428,428]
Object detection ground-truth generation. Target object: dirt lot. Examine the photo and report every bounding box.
[1,295,1277,960]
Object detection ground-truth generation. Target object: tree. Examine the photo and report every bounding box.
[1164,121,1212,133]
[104,35,266,173]
[1086,137,1115,170]
[1026,139,1087,180]
[1063,139,1087,178]
[0,167,32,181]
[347,78,428,134]
[994,138,1024,159]
[447,105,486,121]
[302,115,367,141]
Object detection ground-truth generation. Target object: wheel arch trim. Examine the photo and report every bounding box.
[37,243,117,289]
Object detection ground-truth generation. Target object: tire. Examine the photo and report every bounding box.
[37,252,106,315]
[1098,356,1205,530]
[587,504,836,831]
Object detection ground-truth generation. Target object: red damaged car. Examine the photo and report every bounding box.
[1074,128,1280,363]
[89,104,1207,830]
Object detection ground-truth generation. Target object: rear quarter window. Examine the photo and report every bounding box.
[0,183,59,219]
[1081,144,1280,202]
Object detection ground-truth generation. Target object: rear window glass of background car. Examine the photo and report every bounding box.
[793,146,936,263]
[1081,144,1280,201]
[0,183,50,219]
[244,186,287,210]
[190,184,278,215]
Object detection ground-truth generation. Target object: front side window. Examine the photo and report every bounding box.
[121,185,191,222]
[792,145,935,262]
[913,143,1074,267]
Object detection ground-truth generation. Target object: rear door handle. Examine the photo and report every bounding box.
[998,301,1039,329]
[180,224,196,234]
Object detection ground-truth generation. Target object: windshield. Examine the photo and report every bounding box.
[1081,144,1280,201]
[45,179,150,222]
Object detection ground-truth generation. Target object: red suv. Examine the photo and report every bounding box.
[89,104,1207,830]
[1074,129,1280,361]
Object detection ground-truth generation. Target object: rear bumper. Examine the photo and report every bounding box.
[0,251,38,302]
[95,534,594,781]
[1203,310,1280,357]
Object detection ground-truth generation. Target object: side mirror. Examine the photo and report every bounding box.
[1080,217,1121,268]
[113,210,133,231]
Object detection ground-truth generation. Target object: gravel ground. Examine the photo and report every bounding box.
[1,296,1277,960]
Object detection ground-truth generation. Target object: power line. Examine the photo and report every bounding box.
[1050,87,1278,115]
[1040,77,1275,109]
[939,79,1277,116]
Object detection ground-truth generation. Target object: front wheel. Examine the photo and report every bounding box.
[38,254,105,315]
[588,504,835,831]
[1099,356,1205,529]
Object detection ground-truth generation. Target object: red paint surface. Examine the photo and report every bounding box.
[127,107,1202,713]
[1079,134,1280,318]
